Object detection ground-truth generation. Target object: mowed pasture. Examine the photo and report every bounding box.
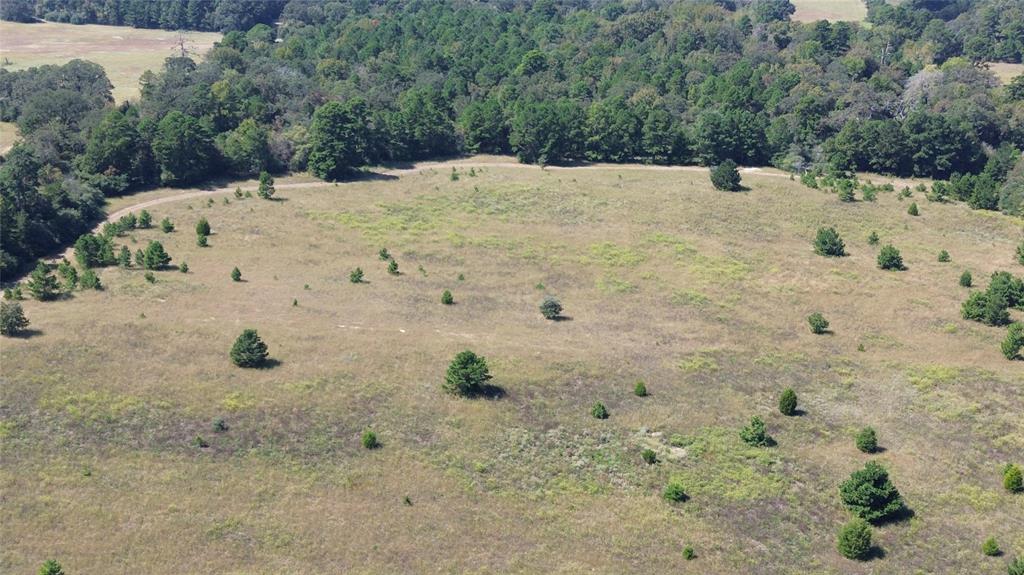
[791,0,868,22]
[0,21,221,103]
[2,161,1023,573]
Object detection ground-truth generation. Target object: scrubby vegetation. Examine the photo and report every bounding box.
[836,518,873,561]
[839,461,905,523]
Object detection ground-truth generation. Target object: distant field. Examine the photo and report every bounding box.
[988,62,1024,85]
[2,159,1022,573]
[792,0,868,22]
[0,21,220,103]
[0,121,17,153]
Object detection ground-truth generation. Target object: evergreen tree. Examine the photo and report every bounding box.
[349,268,364,283]
[160,217,175,233]
[839,461,905,522]
[379,248,391,261]
[808,312,830,334]
[118,246,132,268]
[197,234,209,247]
[867,231,879,245]
[138,210,152,228]
[937,250,950,262]
[257,171,275,199]
[907,202,919,216]
[143,241,171,270]
[231,267,242,282]
[26,261,60,301]
[740,415,773,447]
[230,329,269,368]
[443,350,492,396]
[441,290,454,305]
[0,301,30,336]
[814,227,846,257]
[855,427,878,453]
[710,160,742,191]
[196,217,211,237]
[180,262,189,273]
[836,518,872,560]
[37,560,65,575]
[1005,463,1023,493]
[361,429,380,449]
[778,388,798,416]
[57,259,78,290]
[540,296,563,320]
[1002,323,1024,360]
[387,259,399,275]
[80,269,101,290]
[982,537,1001,557]
[634,380,648,397]
[591,401,609,419]
[877,245,904,270]
[960,270,973,287]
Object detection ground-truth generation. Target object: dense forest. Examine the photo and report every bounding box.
[2,0,1024,276]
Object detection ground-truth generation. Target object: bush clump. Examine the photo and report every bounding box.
[907,202,919,216]
[160,217,174,233]
[867,231,879,245]
[739,415,773,447]
[813,227,846,257]
[441,290,454,305]
[960,270,973,287]
[855,427,878,453]
[1002,323,1024,360]
[38,560,65,575]
[591,401,609,419]
[1004,463,1023,493]
[877,244,904,271]
[231,267,242,282]
[982,537,1001,557]
[937,250,950,262]
[641,448,657,464]
[710,159,741,191]
[443,350,491,396]
[634,380,648,397]
[80,269,101,290]
[839,461,905,523]
[961,291,1011,326]
[350,267,364,283]
[387,259,399,275]
[836,518,873,560]
[230,329,269,368]
[0,301,30,336]
[26,261,60,301]
[662,479,688,502]
[778,388,798,416]
[808,312,829,334]
[540,296,562,320]
[196,217,211,236]
[258,171,275,199]
[143,240,172,270]
[361,429,379,449]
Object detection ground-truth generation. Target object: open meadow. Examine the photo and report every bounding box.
[791,0,867,22]
[2,160,1022,573]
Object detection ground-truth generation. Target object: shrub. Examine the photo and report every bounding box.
[1003,323,1024,360]
[197,234,209,247]
[38,560,65,575]
[683,546,696,560]
[838,186,855,202]
[258,170,275,199]
[1017,241,1024,265]
[937,250,950,262]
[960,270,973,287]
[379,247,391,261]
[808,312,829,334]
[361,429,379,449]
[982,537,1001,557]
[634,380,648,397]
[740,415,773,447]
[907,202,919,216]
[80,269,101,290]
[877,244,904,270]
[196,217,211,236]
[143,240,172,270]
[118,245,132,268]
[350,267,364,283]
[387,259,399,275]
[231,267,242,282]
[120,212,137,229]
[1010,556,1024,575]
[540,296,562,320]
[836,518,872,560]
[641,448,657,464]
[57,259,78,290]
[867,231,879,245]
[441,290,454,305]
[213,418,229,433]
[778,388,798,416]
[160,217,174,233]
[591,401,609,419]
[961,291,1011,326]
[135,249,145,267]
[0,302,30,336]
[234,187,243,198]
[710,159,741,191]
[180,262,189,273]
[839,461,905,522]
[1004,463,1023,493]
[144,271,156,283]
[230,329,269,368]
[813,227,846,257]
[443,350,492,396]
[662,479,688,502]
[988,271,1024,309]
[26,261,60,301]
[855,427,878,453]
[138,210,152,228]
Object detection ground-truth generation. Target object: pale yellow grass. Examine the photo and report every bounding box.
[988,62,1024,85]
[0,21,220,103]
[792,0,868,22]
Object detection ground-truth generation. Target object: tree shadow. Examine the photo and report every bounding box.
[257,358,283,369]
[7,328,43,339]
[469,384,506,400]
[867,545,887,560]
[790,408,808,417]
[873,506,915,527]
[267,196,289,202]
[551,315,573,322]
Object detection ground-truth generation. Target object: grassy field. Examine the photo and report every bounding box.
[989,62,1024,85]
[2,160,1023,573]
[792,0,868,22]
[0,21,220,103]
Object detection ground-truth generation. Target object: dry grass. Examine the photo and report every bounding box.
[2,162,1023,573]
[792,0,868,22]
[0,121,17,154]
[987,62,1024,85]
[0,21,220,103]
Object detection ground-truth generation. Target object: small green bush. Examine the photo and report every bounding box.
[540,296,562,320]
[138,210,152,228]
[641,448,657,464]
[350,268,364,283]
[160,217,174,233]
[361,429,379,449]
[180,262,189,273]
[443,350,492,396]
[1016,241,1023,265]
[982,537,1001,557]
[683,546,696,560]
[196,217,211,236]
[387,259,399,275]
[1004,463,1023,493]
[1009,556,1024,575]
[1002,323,1024,360]
[836,518,872,560]
[213,418,229,433]
[662,479,688,502]
[710,159,741,191]
[231,267,242,282]
[591,402,609,419]
[197,234,208,247]
[80,269,101,290]
[855,427,878,453]
[960,270,972,287]
[38,559,65,575]
[778,388,798,416]
[739,415,773,447]
[907,202,919,216]
[0,301,30,336]
[937,250,950,262]
[441,290,454,305]
[867,231,879,245]
[838,186,856,202]
[814,227,846,257]
[634,380,648,397]
[379,247,391,261]
[144,271,156,283]
[877,244,904,270]
[230,329,269,368]
[839,461,904,522]
[808,312,829,334]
